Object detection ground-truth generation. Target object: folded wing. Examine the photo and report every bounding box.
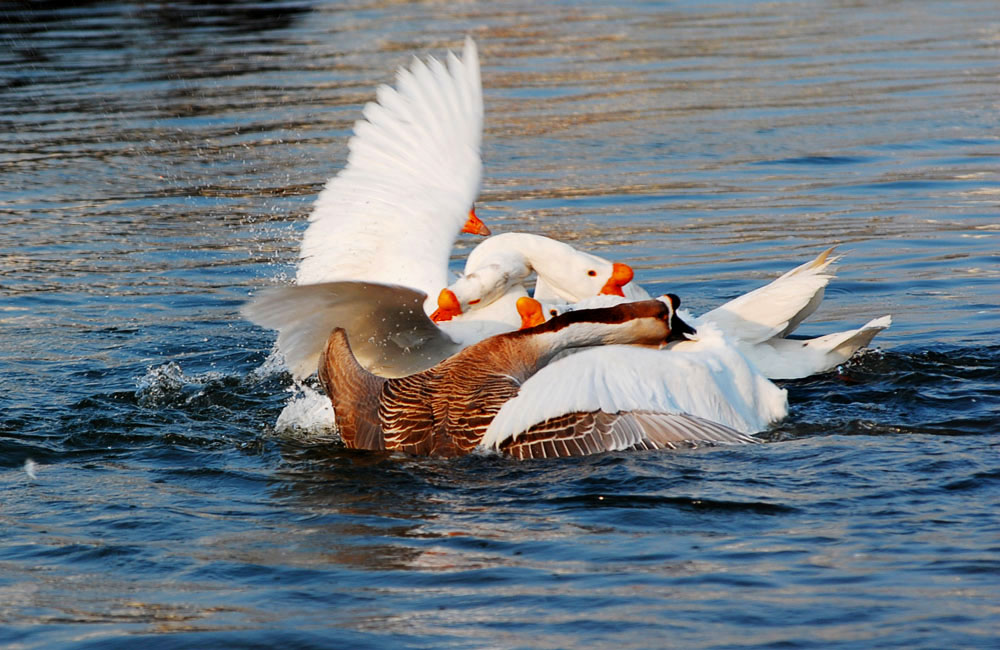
[481,327,788,456]
[700,247,839,343]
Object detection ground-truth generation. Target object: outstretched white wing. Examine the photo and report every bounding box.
[700,247,839,343]
[243,281,463,380]
[297,38,483,304]
[738,315,892,379]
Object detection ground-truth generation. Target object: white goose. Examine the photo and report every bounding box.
[442,243,892,380]
[317,296,777,458]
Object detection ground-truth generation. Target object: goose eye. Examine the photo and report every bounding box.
[587,270,597,277]
[549,309,558,316]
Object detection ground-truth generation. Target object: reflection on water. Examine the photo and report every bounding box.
[2,1,999,648]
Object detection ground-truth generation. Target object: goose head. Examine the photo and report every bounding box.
[531,246,635,301]
[460,233,639,304]
[655,294,697,344]
[526,294,696,349]
[431,263,530,323]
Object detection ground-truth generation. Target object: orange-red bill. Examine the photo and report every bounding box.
[599,262,634,297]
[461,206,491,236]
[430,288,462,322]
[516,297,546,330]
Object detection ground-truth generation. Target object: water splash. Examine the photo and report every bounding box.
[134,362,225,408]
[273,383,337,437]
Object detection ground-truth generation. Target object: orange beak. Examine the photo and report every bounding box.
[430,288,462,322]
[599,262,634,297]
[516,297,546,330]
[461,206,491,236]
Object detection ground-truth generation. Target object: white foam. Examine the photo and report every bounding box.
[273,383,338,437]
[247,347,288,382]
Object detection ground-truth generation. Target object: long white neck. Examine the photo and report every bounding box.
[465,232,612,303]
[525,318,661,367]
[450,261,531,315]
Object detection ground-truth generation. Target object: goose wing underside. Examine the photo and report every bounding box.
[497,410,760,460]
[243,281,462,380]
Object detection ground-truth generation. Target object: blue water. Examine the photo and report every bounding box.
[2,2,998,648]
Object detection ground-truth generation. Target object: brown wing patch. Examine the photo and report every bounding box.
[318,328,387,450]
[379,372,438,455]
[437,373,523,455]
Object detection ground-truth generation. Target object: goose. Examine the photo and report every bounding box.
[440,243,891,380]
[317,296,769,458]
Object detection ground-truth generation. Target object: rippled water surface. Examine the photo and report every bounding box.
[2,2,999,648]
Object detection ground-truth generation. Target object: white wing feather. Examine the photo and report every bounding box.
[699,247,839,343]
[734,315,892,379]
[297,38,483,304]
[242,281,462,380]
[481,325,788,450]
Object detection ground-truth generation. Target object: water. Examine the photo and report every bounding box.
[2,1,998,648]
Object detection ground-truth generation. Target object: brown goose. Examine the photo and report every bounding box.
[317,296,756,458]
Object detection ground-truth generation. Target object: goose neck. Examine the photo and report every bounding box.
[525,319,651,366]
